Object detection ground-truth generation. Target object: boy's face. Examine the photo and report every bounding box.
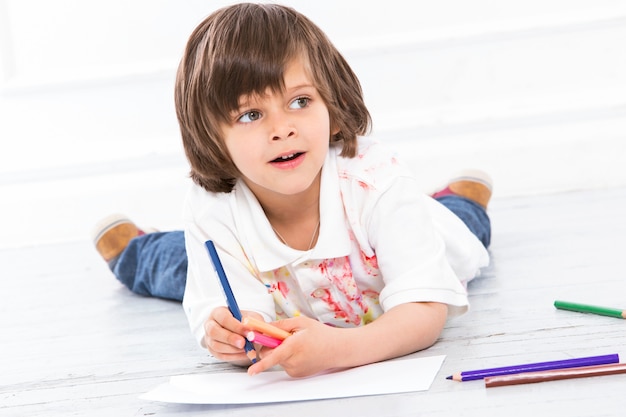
[221,58,333,201]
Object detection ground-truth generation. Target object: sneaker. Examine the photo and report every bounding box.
[431,169,493,209]
[91,214,147,264]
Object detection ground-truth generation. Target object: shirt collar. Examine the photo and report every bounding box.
[234,148,352,272]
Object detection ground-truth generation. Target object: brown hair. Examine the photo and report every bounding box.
[175,3,371,193]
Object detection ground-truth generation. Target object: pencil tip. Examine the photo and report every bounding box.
[246,349,258,364]
[446,375,452,380]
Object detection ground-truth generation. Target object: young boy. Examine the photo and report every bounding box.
[93,3,491,377]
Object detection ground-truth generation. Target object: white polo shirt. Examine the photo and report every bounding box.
[182,138,489,346]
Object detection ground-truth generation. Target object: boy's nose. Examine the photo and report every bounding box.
[270,113,296,141]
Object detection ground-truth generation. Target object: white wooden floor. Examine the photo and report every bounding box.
[2,186,626,417]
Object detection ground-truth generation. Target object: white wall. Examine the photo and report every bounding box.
[1,0,625,248]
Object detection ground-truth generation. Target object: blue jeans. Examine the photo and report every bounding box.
[111,195,490,301]
[436,195,491,248]
[112,231,186,301]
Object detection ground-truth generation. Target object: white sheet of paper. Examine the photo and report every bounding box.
[140,355,445,404]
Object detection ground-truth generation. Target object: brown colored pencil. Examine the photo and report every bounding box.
[485,363,626,388]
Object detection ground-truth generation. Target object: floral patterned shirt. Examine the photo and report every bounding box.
[182,138,489,346]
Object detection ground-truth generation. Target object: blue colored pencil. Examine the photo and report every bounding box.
[447,353,619,381]
[205,240,257,363]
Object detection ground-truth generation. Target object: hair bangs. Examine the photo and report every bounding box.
[208,4,305,120]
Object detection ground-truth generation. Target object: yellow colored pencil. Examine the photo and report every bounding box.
[242,317,292,340]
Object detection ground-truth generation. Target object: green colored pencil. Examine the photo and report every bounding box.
[554,300,626,319]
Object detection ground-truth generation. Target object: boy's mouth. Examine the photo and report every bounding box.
[271,152,303,163]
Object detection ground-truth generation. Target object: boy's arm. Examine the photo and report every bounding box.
[247,301,448,377]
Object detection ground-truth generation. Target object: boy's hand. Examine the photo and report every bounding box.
[246,316,343,378]
[203,307,262,365]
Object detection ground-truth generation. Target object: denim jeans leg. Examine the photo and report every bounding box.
[112,231,187,301]
[435,195,491,248]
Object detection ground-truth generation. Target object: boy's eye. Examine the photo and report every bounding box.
[238,111,261,123]
[289,97,310,109]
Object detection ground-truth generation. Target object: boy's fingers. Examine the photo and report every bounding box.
[213,307,239,328]
[247,349,283,376]
[207,333,245,352]
[204,314,247,352]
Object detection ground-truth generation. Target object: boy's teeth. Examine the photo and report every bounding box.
[272,152,302,163]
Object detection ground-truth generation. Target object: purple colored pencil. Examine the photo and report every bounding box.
[447,353,619,382]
